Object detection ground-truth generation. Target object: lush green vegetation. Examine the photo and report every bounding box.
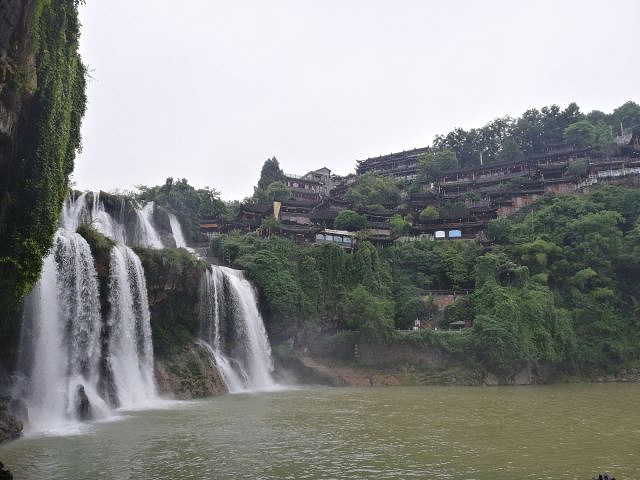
[213,185,640,376]
[257,156,285,191]
[487,186,640,371]
[389,214,412,236]
[252,157,289,204]
[419,206,439,222]
[414,149,459,184]
[344,172,402,208]
[210,235,393,342]
[137,177,228,242]
[0,0,86,363]
[334,209,367,231]
[211,232,480,337]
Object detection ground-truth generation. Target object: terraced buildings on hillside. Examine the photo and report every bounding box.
[205,132,640,245]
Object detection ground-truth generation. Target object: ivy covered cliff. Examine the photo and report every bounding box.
[0,0,86,365]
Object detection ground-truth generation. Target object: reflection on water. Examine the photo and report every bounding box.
[1,384,639,479]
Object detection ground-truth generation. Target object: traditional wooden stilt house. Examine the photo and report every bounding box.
[223,203,272,233]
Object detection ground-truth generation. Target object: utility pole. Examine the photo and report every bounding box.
[480,151,483,166]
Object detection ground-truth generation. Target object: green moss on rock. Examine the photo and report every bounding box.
[135,247,208,358]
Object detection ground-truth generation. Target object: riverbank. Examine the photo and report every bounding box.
[277,346,640,387]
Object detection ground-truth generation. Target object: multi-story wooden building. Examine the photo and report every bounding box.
[283,173,322,202]
[355,147,430,182]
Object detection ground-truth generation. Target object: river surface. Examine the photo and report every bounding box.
[1,384,638,479]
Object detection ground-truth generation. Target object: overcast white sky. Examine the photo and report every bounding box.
[74,0,640,200]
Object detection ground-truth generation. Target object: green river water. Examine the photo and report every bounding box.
[1,384,638,479]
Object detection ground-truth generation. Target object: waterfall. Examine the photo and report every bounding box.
[18,193,160,433]
[90,191,127,244]
[61,192,88,231]
[168,212,188,249]
[199,266,277,392]
[18,230,110,432]
[107,245,157,407]
[135,201,164,248]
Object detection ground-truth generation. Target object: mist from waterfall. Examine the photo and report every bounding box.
[199,266,278,392]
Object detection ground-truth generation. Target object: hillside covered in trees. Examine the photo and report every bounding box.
[212,184,640,377]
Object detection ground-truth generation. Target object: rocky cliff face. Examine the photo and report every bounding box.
[155,344,227,399]
[0,397,23,444]
[0,0,36,150]
[134,247,208,358]
[136,247,228,398]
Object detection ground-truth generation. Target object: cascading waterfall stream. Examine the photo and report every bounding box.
[168,212,188,249]
[18,230,110,432]
[107,245,157,407]
[199,266,278,392]
[90,191,126,244]
[136,201,163,248]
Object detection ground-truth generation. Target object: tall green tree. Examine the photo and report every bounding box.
[265,181,291,201]
[334,209,367,231]
[564,120,597,148]
[344,173,401,207]
[417,149,459,182]
[342,285,394,344]
[257,157,285,190]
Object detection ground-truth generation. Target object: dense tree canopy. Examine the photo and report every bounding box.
[344,173,402,207]
[419,206,439,222]
[416,149,459,183]
[610,101,640,134]
[334,210,367,231]
[563,120,597,148]
[431,101,637,169]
